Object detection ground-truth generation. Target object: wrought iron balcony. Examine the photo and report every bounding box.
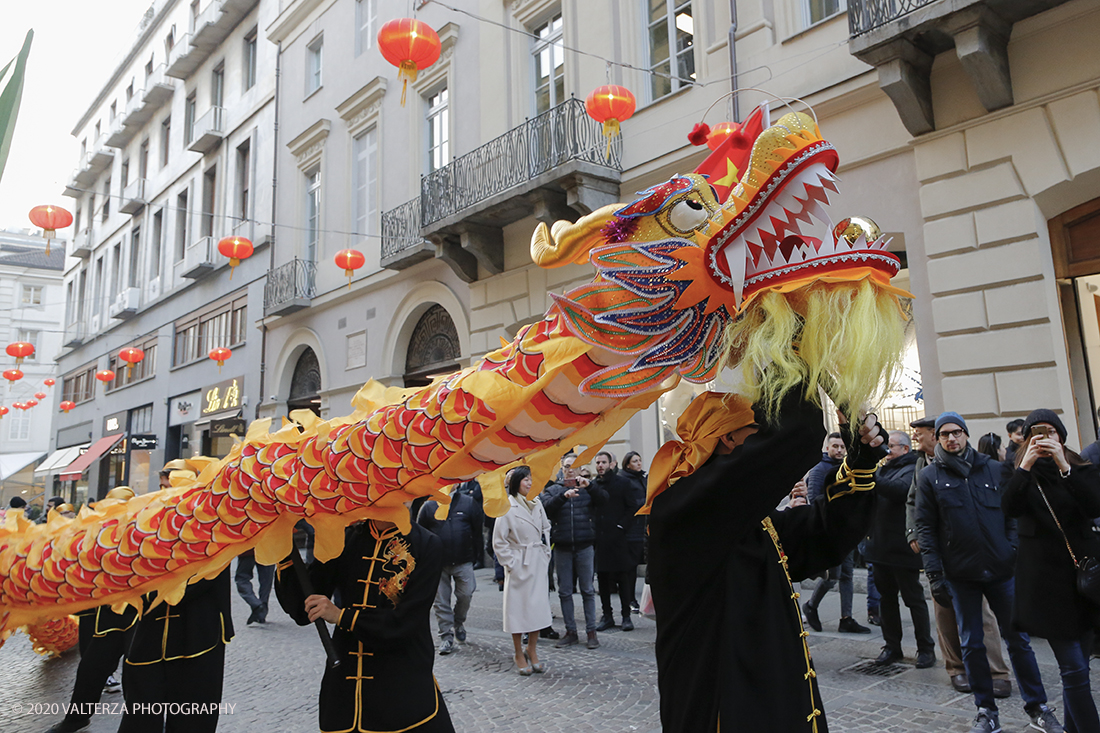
[847,0,1073,135]
[382,97,622,280]
[264,258,317,317]
[849,0,938,37]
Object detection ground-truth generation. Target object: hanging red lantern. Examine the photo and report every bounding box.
[11,402,23,411]
[3,368,23,385]
[25,399,38,408]
[217,236,254,279]
[0,406,7,418]
[585,85,636,160]
[334,249,365,289]
[95,369,115,388]
[706,121,751,151]
[118,347,145,377]
[208,347,232,373]
[6,341,34,366]
[377,18,442,106]
[28,204,73,256]
[43,378,55,387]
[59,400,75,413]
[34,391,46,400]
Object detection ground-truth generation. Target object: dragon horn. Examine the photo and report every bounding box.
[530,204,621,267]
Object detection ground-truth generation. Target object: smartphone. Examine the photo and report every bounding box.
[1029,424,1052,440]
[563,477,577,488]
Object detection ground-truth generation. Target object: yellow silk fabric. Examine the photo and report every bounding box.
[640,391,756,515]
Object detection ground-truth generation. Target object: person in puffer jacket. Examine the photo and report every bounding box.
[915,411,1061,733]
[540,454,608,649]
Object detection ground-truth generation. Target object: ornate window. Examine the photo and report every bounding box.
[405,304,460,386]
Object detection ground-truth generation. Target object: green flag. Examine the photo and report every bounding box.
[0,29,33,186]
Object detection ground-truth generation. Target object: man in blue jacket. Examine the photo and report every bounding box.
[915,412,1062,733]
[418,485,484,655]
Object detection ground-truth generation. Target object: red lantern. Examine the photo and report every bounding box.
[585,85,636,160]
[209,347,232,373]
[59,400,75,413]
[43,378,55,387]
[118,347,145,376]
[95,369,115,388]
[334,249,365,288]
[377,18,442,106]
[3,368,23,385]
[25,399,38,408]
[706,121,751,151]
[0,406,7,418]
[6,341,34,366]
[217,236,254,279]
[34,391,46,400]
[11,402,23,410]
[28,204,73,256]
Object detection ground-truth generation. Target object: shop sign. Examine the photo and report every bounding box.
[130,434,159,450]
[103,411,127,435]
[169,391,202,426]
[210,418,247,438]
[202,377,243,416]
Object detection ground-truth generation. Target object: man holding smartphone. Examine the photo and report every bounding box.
[541,454,608,649]
[915,412,1062,733]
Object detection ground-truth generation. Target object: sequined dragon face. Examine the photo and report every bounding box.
[704,112,900,309]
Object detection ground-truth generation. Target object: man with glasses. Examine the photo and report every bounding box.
[915,412,1062,733]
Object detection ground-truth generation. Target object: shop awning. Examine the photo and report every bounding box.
[34,445,88,475]
[60,434,125,481]
[193,408,242,428]
[0,451,45,481]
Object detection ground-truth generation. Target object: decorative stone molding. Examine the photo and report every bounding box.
[336,77,387,137]
[412,23,460,95]
[509,0,560,27]
[287,119,331,171]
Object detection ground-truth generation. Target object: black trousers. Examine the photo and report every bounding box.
[875,562,935,655]
[63,624,134,724]
[119,644,225,733]
[598,569,636,619]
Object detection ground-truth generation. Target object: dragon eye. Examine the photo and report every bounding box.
[668,198,709,232]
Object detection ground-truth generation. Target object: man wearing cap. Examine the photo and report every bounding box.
[906,417,1013,697]
[915,412,1061,733]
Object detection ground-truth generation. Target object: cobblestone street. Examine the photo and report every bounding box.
[0,567,1094,732]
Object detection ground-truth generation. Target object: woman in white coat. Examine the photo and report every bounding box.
[492,466,553,675]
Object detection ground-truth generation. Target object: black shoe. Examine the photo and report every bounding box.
[802,602,822,632]
[867,610,881,626]
[621,617,634,632]
[586,631,600,649]
[595,616,616,632]
[45,718,90,733]
[992,679,1011,699]
[951,674,972,693]
[555,630,579,648]
[915,651,936,669]
[455,624,466,642]
[246,605,261,625]
[838,617,871,634]
[258,602,268,623]
[875,647,902,665]
[539,626,560,640]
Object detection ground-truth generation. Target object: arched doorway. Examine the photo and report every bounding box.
[404,304,460,387]
[288,347,322,415]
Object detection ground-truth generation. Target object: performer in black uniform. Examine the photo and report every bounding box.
[275,518,456,733]
[645,389,884,733]
[119,567,234,733]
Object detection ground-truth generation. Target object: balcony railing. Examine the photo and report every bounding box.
[420,97,621,228]
[381,198,431,261]
[264,258,317,316]
[848,0,939,36]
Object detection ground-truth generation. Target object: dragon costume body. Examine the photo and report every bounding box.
[0,111,907,645]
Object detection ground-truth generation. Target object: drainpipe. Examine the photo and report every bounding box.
[729,0,740,122]
[258,40,281,420]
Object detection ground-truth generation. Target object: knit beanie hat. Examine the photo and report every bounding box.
[934,411,968,436]
[1022,408,1067,443]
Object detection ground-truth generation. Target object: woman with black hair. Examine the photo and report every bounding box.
[492,466,553,675]
[621,451,648,617]
[1002,409,1100,733]
[977,432,1005,462]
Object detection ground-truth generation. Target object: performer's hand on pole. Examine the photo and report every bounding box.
[305,594,341,624]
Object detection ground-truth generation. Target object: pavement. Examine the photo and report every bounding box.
[0,566,1094,732]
